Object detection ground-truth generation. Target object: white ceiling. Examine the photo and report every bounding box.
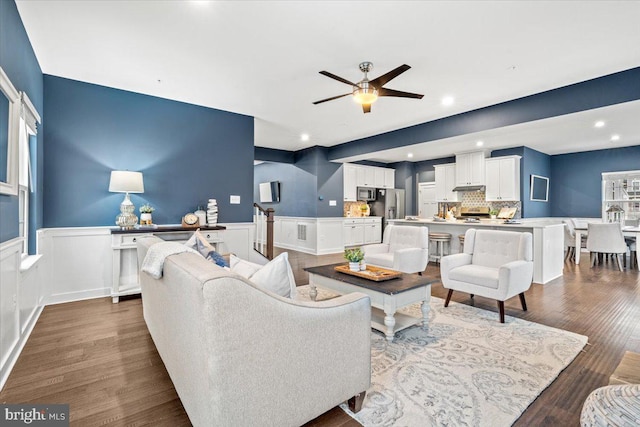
[16,0,640,162]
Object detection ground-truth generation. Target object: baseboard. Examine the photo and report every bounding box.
[46,288,111,305]
[0,305,44,392]
[275,243,317,256]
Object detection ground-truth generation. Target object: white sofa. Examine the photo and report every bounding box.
[137,236,371,427]
[440,228,534,323]
[362,224,429,274]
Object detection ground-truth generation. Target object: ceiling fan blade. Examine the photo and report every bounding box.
[378,87,424,99]
[312,93,351,105]
[369,64,411,88]
[319,71,359,87]
[362,104,371,114]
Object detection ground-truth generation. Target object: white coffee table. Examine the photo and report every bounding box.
[305,263,433,342]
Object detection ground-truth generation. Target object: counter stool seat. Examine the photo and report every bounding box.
[429,232,452,264]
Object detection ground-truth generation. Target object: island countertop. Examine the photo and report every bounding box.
[388,217,565,285]
[388,218,555,229]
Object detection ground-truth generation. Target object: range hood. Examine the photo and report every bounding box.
[452,185,486,192]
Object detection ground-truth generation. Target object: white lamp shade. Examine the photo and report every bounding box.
[109,171,144,193]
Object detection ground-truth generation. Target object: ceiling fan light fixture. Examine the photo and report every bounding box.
[353,87,378,105]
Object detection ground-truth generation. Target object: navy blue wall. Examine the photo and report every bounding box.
[254,162,316,217]
[43,75,254,226]
[550,145,640,218]
[0,0,43,248]
[253,146,343,217]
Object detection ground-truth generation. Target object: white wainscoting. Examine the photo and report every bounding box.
[274,217,345,255]
[1,237,44,391]
[36,223,256,305]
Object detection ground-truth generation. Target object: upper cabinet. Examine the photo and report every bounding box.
[455,151,486,186]
[343,163,395,201]
[434,163,458,202]
[485,155,521,201]
[343,164,358,201]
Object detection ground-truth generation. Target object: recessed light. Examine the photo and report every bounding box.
[594,121,605,128]
[611,134,620,141]
[441,96,454,106]
[476,140,484,147]
[407,153,414,158]
[300,133,310,142]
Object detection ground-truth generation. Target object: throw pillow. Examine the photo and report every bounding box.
[230,253,297,298]
[230,254,263,277]
[185,229,229,268]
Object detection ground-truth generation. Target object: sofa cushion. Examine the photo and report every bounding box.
[365,252,394,269]
[449,264,499,289]
[230,253,297,298]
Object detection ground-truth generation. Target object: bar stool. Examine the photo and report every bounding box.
[429,232,452,263]
[458,234,465,253]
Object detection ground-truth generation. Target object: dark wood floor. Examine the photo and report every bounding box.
[1,250,639,426]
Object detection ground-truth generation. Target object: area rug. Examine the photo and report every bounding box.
[296,285,588,427]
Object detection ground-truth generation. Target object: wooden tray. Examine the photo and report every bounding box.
[334,264,402,281]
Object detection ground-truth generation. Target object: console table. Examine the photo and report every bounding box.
[111,225,226,303]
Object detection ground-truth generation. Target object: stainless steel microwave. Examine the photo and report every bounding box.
[357,187,377,201]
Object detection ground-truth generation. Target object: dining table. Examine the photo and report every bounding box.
[574,223,640,270]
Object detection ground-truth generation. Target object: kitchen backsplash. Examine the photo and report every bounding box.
[439,192,522,218]
[344,201,371,217]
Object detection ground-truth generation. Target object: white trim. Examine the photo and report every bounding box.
[0,66,20,196]
[0,305,43,391]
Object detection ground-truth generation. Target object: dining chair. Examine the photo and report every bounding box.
[625,219,638,268]
[586,223,628,271]
[564,219,587,263]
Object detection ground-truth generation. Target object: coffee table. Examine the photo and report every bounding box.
[304,263,434,342]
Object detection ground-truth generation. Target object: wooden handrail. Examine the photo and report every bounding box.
[253,203,275,260]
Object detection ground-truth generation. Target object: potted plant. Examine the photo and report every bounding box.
[140,204,155,225]
[344,247,364,271]
[489,208,499,219]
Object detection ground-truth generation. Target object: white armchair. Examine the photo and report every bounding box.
[362,225,429,274]
[440,228,534,323]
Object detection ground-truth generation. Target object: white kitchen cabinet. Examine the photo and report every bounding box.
[384,168,395,189]
[343,164,358,201]
[374,168,386,188]
[455,151,486,186]
[364,218,382,244]
[343,220,365,246]
[343,217,382,246]
[485,156,521,201]
[344,164,395,200]
[434,164,458,202]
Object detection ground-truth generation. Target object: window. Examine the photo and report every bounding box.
[18,92,40,256]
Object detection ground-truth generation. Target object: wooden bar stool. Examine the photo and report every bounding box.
[458,234,465,253]
[429,232,452,263]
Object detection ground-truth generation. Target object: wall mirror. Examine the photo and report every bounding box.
[0,66,20,196]
[530,174,549,202]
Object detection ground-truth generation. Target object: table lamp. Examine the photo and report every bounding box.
[109,170,144,229]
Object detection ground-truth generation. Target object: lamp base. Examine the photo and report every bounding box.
[115,193,138,229]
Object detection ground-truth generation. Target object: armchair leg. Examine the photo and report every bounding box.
[348,391,366,413]
[498,301,505,323]
[519,293,528,311]
[444,289,453,307]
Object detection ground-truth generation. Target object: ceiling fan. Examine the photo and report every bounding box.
[313,62,424,113]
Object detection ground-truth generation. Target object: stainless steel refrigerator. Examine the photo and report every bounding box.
[371,188,405,231]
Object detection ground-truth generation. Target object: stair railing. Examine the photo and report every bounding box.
[253,203,275,260]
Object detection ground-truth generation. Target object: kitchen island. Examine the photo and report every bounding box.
[389,218,564,284]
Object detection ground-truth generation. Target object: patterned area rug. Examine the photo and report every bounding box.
[296,285,588,427]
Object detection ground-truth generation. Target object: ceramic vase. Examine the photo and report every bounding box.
[360,261,367,271]
[140,213,152,225]
[349,262,360,271]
